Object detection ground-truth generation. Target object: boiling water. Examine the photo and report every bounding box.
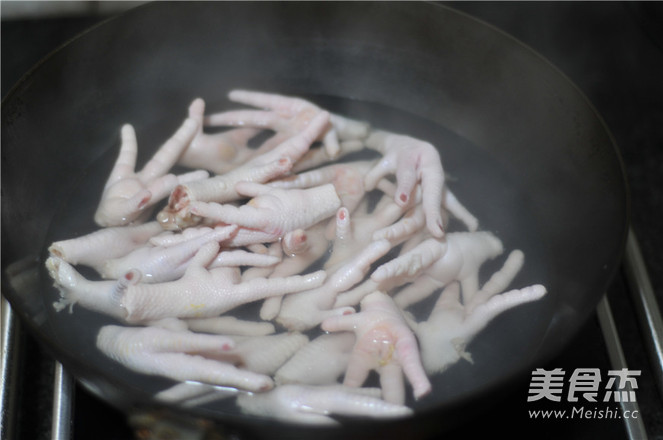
[41,94,551,419]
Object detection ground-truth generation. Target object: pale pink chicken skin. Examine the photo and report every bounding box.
[275,333,356,386]
[207,89,370,159]
[44,89,551,423]
[157,111,331,230]
[375,178,479,236]
[48,221,163,268]
[96,325,274,392]
[209,248,281,269]
[268,160,373,217]
[119,242,326,323]
[392,231,505,309]
[324,193,413,270]
[364,130,446,238]
[177,98,262,174]
[207,92,337,157]
[184,316,276,337]
[322,291,432,405]
[257,225,328,321]
[189,182,341,247]
[337,231,504,310]
[94,119,208,227]
[416,282,546,374]
[256,202,393,322]
[333,236,445,309]
[272,208,350,278]
[276,239,392,331]
[280,228,310,257]
[100,225,237,283]
[236,384,412,425]
[219,332,309,376]
[149,225,219,247]
[47,256,127,320]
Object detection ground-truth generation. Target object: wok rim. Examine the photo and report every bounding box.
[0,1,630,432]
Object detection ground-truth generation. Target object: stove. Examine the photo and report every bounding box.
[1,3,662,439]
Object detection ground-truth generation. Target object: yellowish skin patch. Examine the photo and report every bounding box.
[378,343,395,367]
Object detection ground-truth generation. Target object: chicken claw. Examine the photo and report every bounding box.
[322,291,432,405]
[95,120,208,227]
[208,90,369,158]
[190,182,341,245]
[96,325,274,392]
[236,384,412,425]
[277,239,392,331]
[184,316,275,337]
[178,98,262,174]
[48,221,163,268]
[364,130,446,238]
[392,231,504,309]
[47,256,127,320]
[120,242,326,323]
[416,282,547,374]
[157,111,331,231]
[100,225,237,283]
[275,333,356,386]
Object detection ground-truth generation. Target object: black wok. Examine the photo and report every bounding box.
[1,2,628,438]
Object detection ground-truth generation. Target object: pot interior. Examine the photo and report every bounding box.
[1,1,628,428]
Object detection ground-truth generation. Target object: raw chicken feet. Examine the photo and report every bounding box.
[322,291,432,404]
[365,130,446,238]
[236,384,412,425]
[95,120,207,227]
[120,242,326,322]
[97,325,274,392]
[46,89,549,425]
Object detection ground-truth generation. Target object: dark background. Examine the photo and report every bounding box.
[2,2,662,439]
